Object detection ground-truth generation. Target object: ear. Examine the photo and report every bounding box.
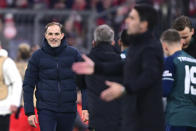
[191,28,194,35]
[162,42,168,51]
[161,42,169,56]
[140,21,148,32]
[45,32,47,38]
[61,33,64,39]
[161,42,165,49]
[111,41,115,46]
[118,39,122,46]
[92,40,96,47]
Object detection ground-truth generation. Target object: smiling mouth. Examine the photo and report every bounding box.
[50,40,57,43]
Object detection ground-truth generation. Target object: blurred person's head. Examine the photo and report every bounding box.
[72,0,86,10]
[45,22,64,48]
[17,43,31,61]
[172,16,194,49]
[93,24,114,47]
[126,4,158,35]
[65,33,77,46]
[160,29,182,56]
[102,0,113,9]
[64,19,74,33]
[31,44,40,54]
[54,1,66,9]
[118,29,130,51]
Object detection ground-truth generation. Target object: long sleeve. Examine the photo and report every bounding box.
[162,57,175,97]
[81,88,88,110]
[23,52,39,116]
[76,74,88,110]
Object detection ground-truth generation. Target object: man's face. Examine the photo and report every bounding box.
[178,27,194,49]
[45,25,64,47]
[126,9,142,35]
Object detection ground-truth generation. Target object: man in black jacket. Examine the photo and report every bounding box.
[73,4,165,131]
[23,22,88,131]
[83,24,123,131]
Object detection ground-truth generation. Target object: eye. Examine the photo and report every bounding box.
[128,15,133,20]
[55,33,60,36]
[48,33,53,35]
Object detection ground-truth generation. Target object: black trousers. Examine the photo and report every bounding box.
[38,110,76,131]
[0,114,10,131]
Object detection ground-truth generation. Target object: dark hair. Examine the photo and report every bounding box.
[160,29,181,44]
[45,22,64,33]
[134,4,158,30]
[120,29,130,46]
[172,16,192,31]
[18,43,31,60]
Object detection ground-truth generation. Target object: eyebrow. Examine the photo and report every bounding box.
[47,32,61,35]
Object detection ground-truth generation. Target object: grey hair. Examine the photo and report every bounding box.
[94,24,114,43]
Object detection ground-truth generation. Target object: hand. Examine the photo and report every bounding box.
[100,81,125,102]
[82,110,89,122]
[28,115,38,128]
[72,54,94,75]
[10,105,18,113]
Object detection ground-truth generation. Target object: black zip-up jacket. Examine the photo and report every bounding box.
[23,38,86,116]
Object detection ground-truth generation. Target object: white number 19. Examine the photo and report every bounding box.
[184,65,196,95]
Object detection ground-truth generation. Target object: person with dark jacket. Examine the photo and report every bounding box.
[72,4,165,131]
[23,22,88,131]
[83,24,123,131]
[172,16,196,58]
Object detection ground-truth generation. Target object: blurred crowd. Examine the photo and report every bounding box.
[0,0,130,10]
[0,0,194,60]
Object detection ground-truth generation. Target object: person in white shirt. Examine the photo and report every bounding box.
[0,45,22,131]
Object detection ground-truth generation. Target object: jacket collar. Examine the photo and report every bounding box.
[91,42,118,53]
[41,37,67,56]
[128,30,154,45]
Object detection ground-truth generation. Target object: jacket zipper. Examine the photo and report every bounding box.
[57,62,61,106]
[56,63,61,93]
[57,63,61,93]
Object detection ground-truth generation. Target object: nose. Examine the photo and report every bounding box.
[51,34,56,39]
[125,18,131,28]
[180,38,185,47]
[125,17,130,24]
[181,38,185,44]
